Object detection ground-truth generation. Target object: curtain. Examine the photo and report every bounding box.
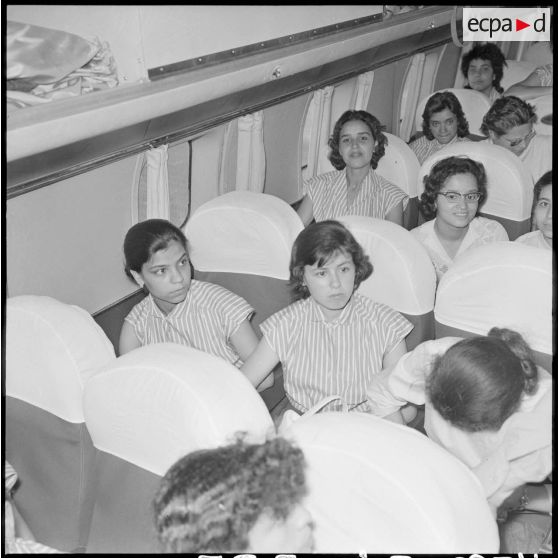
[236,111,266,192]
[351,71,375,111]
[145,144,170,220]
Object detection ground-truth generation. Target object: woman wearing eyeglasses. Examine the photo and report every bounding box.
[411,156,508,281]
[480,96,552,184]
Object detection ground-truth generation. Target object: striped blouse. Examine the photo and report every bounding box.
[303,169,408,222]
[124,280,254,366]
[409,134,471,165]
[261,293,413,413]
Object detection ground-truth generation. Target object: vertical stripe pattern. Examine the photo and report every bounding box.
[409,135,471,165]
[304,169,408,222]
[125,280,254,366]
[261,294,413,413]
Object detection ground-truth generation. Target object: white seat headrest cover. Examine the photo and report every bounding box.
[339,216,436,314]
[435,242,552,354]
[83,344,274,476]
[6,295,116,423]
[185,191,303,280]
[417,142,533,220]
[415,88,492,135]
[282,413,498,553]
[376,132,420,197]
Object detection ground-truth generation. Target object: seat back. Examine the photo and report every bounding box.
[338,216,437,349]
[500,59,537,92]
[415,88,492,136]
[281,413,499,553]
[417,141,534,239]
[435,242,552,371]
[184,191,304,410]
[5,295,116,552]
[376,132,421,230]
[531,94,553,136]
[83,343,274,553]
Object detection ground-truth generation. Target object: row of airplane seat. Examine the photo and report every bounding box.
[5,193,552,553]
[6,295,500,553]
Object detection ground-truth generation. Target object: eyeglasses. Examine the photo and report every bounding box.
[501,129,536,148]
[437,191,482,203]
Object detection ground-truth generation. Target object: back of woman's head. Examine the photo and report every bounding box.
[422,91,470,139]
[427,328,538,432]
[328,110,387,170]
[419,156,487,221]
[461,42,508,93]
[289,220,373,300]
[123,219,187,278]
[153,437,307,553]
[480,96,536,136]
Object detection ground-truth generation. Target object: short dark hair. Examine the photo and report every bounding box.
[427,327,538,432]
[123,219,187,279]
[153,437,307,553]
[328,110,387,170]
[480,96,537,137]
[419,156,488,221]
[461,43,508,93]
[289,220,373,300]
[421,91,470,140]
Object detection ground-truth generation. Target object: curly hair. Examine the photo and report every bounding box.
[418,156,487,221]
[153,437,307,553]
[289,220,373,300]
[328,110,387,170]
[427,327,538,433]
[421,91,470,140]
[461,43,508,93]
[123,219,188,279]
[480,96,537,137]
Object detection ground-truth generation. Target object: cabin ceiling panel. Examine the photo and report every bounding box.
[7,7,461,198]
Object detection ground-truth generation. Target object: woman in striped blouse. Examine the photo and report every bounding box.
[242,220,412,414]
[119,219,259,369]
[409,91,472,164]
[296,110,408,227]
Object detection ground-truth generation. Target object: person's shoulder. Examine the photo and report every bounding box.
[125,294,151,320]
[264,299,307,326]
[305,169,341,185]
[191,280,248,306]
[410,219,434,238]
[532,134,551,148]
[353,293,399,319]
[474,216,507,233]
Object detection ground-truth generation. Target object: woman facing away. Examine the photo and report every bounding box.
[153,437,314,554]
[480,95,552,184]
[411,156,508,281]
[296,110,408,227]
[409,90,472,164]
[461,42,507,103]
[366,327,552,515]
[515,170,552,250]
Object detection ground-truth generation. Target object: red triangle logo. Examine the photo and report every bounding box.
[516,18,530,31]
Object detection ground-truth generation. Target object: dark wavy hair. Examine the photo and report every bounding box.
[123,219,188,279]
[419,156,488,221]
[427,327,538,432]
[153,437,307,553]
[421,91,470,140]
[461,42,508,94]
[480,95,537,137]
[289,220,373,300]
[328,110,387,170]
